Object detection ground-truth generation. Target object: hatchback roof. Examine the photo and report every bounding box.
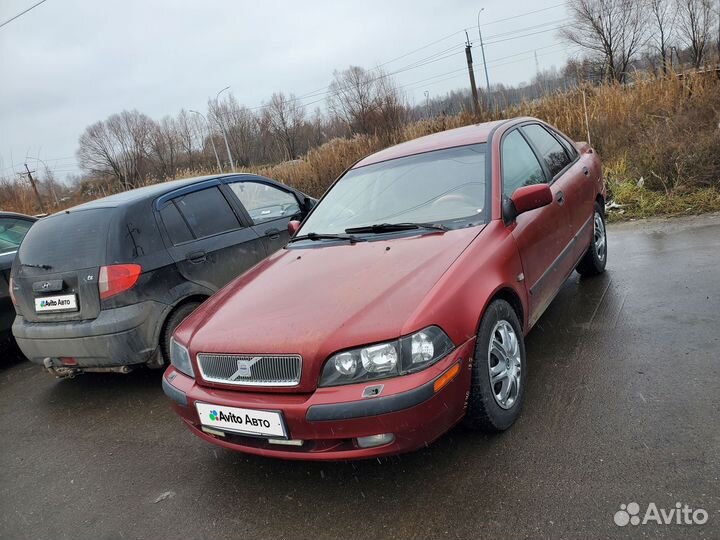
[354,119,510,168]
[59,173,261,213]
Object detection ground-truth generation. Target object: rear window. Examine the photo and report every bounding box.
[172,187,240,239]
[18,209,113,271]
[160,203,194,245]
[522,124,572,178]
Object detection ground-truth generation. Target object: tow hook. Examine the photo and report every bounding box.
[41,358,134,378]
[43,357,78,379]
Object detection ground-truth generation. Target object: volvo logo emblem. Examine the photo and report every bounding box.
[228,357,262,381]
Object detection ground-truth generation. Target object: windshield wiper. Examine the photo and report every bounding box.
[344,222,449,234]
[288,232,366,244]
[21,262,52,270]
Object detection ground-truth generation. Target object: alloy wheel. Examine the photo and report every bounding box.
[487,320,522,409]
[594,211,606,262]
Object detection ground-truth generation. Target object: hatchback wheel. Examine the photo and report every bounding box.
[152,301,202,369]
[576,202,607,276]
[464,299,526,432]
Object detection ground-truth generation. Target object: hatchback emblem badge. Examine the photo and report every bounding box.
[228,357,262,380]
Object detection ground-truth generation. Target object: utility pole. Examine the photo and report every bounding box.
[465,32,482,119]
[23,163,45,214]
[477,8,492,110]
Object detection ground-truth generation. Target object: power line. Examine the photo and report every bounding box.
[0,0,50,30]
[481,18,570,41]
[476,2,566,27]
[484,25,570,46]
[234,4,573,113]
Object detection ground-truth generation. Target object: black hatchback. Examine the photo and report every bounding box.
[11,173,314,376]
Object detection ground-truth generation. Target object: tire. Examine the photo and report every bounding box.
[464,299,526,432]
[153,301,202,369]
[576,202,607,276]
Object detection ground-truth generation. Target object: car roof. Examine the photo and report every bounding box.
[0,211,38,221]
[56,173,263,214]
[353,119,514,168]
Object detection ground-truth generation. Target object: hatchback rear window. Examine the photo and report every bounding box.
[18,209,113,271]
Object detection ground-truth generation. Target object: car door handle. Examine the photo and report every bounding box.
[582,166,590,176]
[556,191,565,205]
[187,250,207,263]
[264,228,280,240]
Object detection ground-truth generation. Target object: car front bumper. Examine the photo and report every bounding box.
[12,300,165,369]
[163,337,476,460]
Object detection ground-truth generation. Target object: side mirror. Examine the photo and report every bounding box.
[505,184,553,222]
[302,196,317,214]
[287,220,301,236]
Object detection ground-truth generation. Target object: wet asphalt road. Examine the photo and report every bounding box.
[1,214,719,540]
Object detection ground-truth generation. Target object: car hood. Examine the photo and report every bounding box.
[180,226,484,389]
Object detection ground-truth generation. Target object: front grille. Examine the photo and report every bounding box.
[196,353,302,387]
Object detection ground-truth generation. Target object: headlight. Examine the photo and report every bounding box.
[169,338,194,378]
[319,326,454,387]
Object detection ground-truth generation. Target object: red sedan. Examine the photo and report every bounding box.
[163,117,607,460]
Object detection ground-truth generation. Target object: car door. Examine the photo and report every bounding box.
[521,124,592,264]
[501,128,573,327]
[157,185,268,292]
[225,178,303,254]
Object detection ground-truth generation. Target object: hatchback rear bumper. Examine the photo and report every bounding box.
[12,300,165,368]
[163,337,475,460]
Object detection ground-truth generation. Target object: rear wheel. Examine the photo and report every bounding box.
[464,299,526,432]
[151,301,202,369]
[576,202,607,276]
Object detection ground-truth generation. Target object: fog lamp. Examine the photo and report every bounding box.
[356,433,395,449]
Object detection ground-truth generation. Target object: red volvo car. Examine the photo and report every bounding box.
[163,117,607,460]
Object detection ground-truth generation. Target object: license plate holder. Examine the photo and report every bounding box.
[34,294,78,313]
[195,402,287,438]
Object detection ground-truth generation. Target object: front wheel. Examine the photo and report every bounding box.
[576,202,607,276]
[464,299,526,432]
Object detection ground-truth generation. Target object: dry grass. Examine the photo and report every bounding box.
[4,73,720,220]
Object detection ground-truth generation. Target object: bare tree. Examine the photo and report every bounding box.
[263,92,305,161]
[216,94,259,167]
[77,110,154,190]
[148,116,181,179]
[176,109,199,169]
[677,0,716,68]
[326,66,406,137]
[650,0,677,73]
[562,0,649,83]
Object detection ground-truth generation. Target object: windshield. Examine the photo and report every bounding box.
[299,143,487,235]
[0,217,34,255]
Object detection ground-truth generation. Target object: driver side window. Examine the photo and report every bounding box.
[501,130,546,199]
[228,181,300,225]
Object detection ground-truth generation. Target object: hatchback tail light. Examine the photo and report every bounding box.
[98,264,142,300]
[8,276,17,306]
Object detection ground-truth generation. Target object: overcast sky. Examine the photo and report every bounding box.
[0,0,571,181]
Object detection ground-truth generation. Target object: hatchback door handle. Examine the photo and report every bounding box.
[582,166,590,176]
[556,191,565,205]
[187,250,207,263]
[264,228,280,240]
